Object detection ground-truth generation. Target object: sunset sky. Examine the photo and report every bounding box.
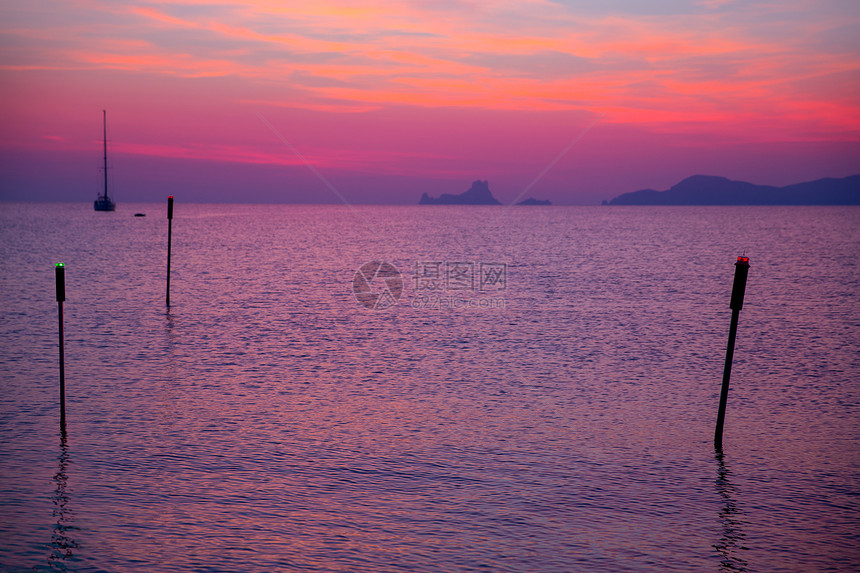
[2,0,858,204]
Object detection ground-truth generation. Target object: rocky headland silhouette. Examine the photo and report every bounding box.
[516,198,552,206]
[420,180,502,205]
[419,181,552,205]
[606,174,860,205]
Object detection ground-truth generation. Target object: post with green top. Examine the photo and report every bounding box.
[714,255,750,451]
[166,196,174,307]
[55,263,66,434]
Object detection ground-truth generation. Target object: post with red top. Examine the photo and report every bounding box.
[714,255,750,450]
[166,196,174,307]
[55,263,66,434]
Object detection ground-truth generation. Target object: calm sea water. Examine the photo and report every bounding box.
[0,202,858,572]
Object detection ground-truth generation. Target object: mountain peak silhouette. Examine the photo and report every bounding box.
[606,174,860,205]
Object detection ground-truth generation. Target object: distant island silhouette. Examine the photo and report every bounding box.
[516,198,552,206]
[420,180,501,205]
[418,181,552,205]
[605,174,860,205]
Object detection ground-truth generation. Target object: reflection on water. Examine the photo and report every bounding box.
[1,203,858,571]
[714,451,749,572]
[49,432,78,571]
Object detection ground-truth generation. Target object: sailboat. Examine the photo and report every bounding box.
[93,109,116,211]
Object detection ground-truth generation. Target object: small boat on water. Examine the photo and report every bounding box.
[94,109,116,211]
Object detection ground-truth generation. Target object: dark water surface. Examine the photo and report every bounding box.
[1,203,858,572]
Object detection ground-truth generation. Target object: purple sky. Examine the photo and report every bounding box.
[2,0,858,204]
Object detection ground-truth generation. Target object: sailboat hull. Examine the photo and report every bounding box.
[94,197,116,211]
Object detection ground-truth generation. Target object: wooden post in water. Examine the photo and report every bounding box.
[166,196,174,307]
[714,255,750,450]
[55,263,66,433]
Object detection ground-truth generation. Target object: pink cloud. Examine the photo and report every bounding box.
[1,0,857,203]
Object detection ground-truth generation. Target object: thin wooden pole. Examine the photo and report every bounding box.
[714,256,750,450]
[166,196,174,307]
[55,263,66,434]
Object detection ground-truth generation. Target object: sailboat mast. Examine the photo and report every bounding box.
[102,110,108,199]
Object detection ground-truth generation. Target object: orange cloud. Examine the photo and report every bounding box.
[2,0,858,175]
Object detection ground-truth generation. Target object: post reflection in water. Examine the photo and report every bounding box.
[49,432,79,571]
[714,451,750,572]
